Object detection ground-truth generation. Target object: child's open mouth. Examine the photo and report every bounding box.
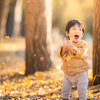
[74,35,79,40]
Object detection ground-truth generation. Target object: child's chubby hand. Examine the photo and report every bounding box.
[63,37,67,49]
[67,38,74,50]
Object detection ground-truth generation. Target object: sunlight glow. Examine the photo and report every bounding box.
[14,0,22,23]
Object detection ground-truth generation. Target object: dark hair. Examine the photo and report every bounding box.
[65,19,85,34]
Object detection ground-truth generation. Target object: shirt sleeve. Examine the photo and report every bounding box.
[73,41,88,59]
[57,44,67,59]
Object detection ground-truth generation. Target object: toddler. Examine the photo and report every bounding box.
[57,19,89,100]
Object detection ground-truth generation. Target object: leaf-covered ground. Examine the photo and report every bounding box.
[0,67,100,100]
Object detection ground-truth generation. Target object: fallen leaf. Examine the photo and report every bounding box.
[59,1,63,4]
[40,57,44,61]
[5,36,9,39]
[47,49,49,51]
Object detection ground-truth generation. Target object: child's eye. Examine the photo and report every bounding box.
[73,28,76,30]
[79,29,82,31]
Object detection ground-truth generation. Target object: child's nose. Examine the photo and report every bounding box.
[76,29,80,32]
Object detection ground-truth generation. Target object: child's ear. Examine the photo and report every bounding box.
[82,33,84,37]
[66,31,69,36]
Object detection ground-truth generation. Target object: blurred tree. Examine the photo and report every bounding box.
[21,0,26,36]
[6,0,17,37]
[0,0,5,38]
[0,0,5,28]
[25,0,52,75]
[93,0,100,85]
[0,0,9,38]
[13,0,23,37]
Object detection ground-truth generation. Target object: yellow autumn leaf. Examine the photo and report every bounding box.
[35,91,38,95]
[27,75,32,80]
[75,90,78,94]
[47,49,49,51]
[29,92,35,96]
[33,87,35,90]
[22,79,27,82]
[46,91,49,94]
[6,79,10,83]
[10,72,14,76]
[5,36,9,39]
[52,94,58,98]
[59,1,63,4]
[43,77,46,81]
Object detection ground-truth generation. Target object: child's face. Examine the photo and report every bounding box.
[66,24,83,43]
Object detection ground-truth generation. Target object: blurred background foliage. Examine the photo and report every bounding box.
[52,0,93,38]
[4,0,93,38]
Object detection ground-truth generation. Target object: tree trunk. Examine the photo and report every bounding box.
[0,0,5,38]
[45,0,54,62]
[6,0,17,37]
[93,0,100,85]
[0,0,5,27]
[25,0,52,75]
[12,0,23,37]
[0,0,10,38]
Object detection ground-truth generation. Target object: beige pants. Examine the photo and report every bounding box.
[62,71,88,100]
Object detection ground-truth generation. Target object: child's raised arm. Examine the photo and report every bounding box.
[61,37,67,56]
[57,37,68,59]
